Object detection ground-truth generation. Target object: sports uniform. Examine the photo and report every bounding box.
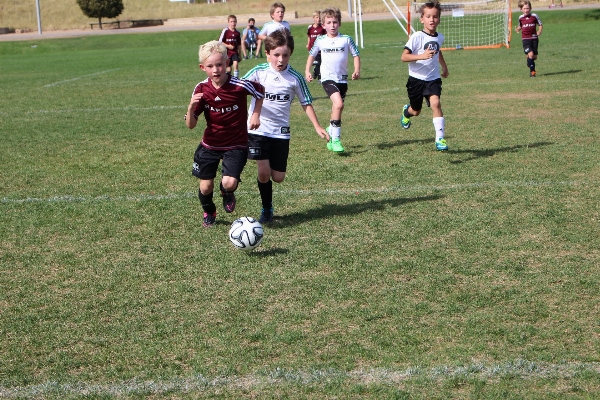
[518,13,542,55]
[404,30,444,110]
[218,28,242,66]
[259,20,291,37]
[307,24,327,79]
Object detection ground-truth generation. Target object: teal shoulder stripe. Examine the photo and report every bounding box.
[242,63,269,79]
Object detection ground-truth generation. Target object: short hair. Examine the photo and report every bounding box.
[321,7,342,24]
[198,40,227,64]
[312,10,321,18]
[419,1,442,16]
[270,2,286,16]
[228,15,237,21]
[518,0,531,9]
[264,29,295,55]
[248,18,255,23]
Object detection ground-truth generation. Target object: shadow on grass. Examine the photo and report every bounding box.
[376,137,433,150]
[584,9,600,20]
[268,194,444,228]
[541,69,582,76]
[449,141,554,164]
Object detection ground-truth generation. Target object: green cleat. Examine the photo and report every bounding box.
[401,104,411,129]
[331,138,345,153]
[435,138,448,151]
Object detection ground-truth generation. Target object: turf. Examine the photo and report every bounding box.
[1,8,599,398]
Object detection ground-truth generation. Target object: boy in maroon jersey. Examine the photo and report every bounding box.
[185,41,265,227]
[306,10,326,80]
[515,1,543,77]
[219,15,242,78]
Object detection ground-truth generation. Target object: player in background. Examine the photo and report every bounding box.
[219,15,242,78]
[258,2,291,41]
[515,1,543,77]
[242,18,262,59]
[306,10,327,80]
[305,7,360,153]
[243,30,329,223]
[549,0,563,8]
[400,0,449,151]
[185,41,264,227]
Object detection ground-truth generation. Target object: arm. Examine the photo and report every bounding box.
[305,55,316,81]
[439,50,449,78]
[302,104,330,140]
[352,55,361,80]
[401,48,435,62]
[537,24,543,36]
[248,98,263,130]
[186,92,203,129]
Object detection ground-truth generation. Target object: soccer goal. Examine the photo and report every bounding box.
[407,0,512,50]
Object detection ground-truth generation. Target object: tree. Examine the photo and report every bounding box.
[77,0,124,30]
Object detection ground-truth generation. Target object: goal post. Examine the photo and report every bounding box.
[408,0,512,50]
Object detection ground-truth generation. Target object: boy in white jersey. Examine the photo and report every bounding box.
[243,30,329,223]
[258,2,291,41]
[305,7,360,153]
[400,1,449,151]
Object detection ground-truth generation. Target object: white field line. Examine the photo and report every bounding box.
[43,69,121,88]
[0,180,589,205]
[1,360,599,397]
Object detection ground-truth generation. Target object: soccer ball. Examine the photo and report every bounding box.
[228,217,264,251]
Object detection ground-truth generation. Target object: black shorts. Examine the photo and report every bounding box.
[322,80,348,102]
[247,134,290,173]
[406,76,442,112]
[522,39,539,55]
[229,53,241,63]
[192,144,247,181]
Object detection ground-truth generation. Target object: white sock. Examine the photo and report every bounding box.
[329,125,341,140]
[433,117,445,141]
[233,70,239,78]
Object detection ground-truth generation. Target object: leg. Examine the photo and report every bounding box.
[242,41,248,58]
[199,179,217,227]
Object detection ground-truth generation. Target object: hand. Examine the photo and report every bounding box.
[189,92,203,109]
[421,49,436,60]
[352,71,360,80]
[441,67,449,78]
[248,113,261,130]
[316,127,329,141]
[305,72,313,82]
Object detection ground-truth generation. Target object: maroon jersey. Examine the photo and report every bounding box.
[219,28,242,57]
[518,13,542,40]
[307,24,326,51]
[191,76,264,150]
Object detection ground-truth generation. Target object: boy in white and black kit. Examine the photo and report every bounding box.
[400,1,449,151]
[305,7,360,153]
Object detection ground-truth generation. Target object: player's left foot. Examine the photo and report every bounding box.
[530,70,537,77]
[202,211,216,228]
[331,138,345,153]
[435,138,448,151]
[401,104,411,129]
[221,191,236,213]
[259,207,274,224]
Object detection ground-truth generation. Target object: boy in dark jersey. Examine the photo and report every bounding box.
[185,41,265,227]
[515,1,543,77]
[219,15,242,78]
[306,10,326,80]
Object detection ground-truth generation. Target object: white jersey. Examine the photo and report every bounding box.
[404,30,445,81]
[309,33,360,83]
[259,20,291,37]
[243,63,313,139]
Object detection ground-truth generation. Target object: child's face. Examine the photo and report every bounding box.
[521,4,531,15]
[267,45,292,72]
[323,16,340,37]
[420,7,441,34]
[272,7,285,22]
[228,18,237,30]
[313,14,321,25]
[200,52,229,87]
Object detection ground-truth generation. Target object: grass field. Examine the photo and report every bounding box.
[1,8,600,398]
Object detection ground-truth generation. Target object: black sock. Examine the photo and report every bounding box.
[257,179,272,210]
[198,190,216,214]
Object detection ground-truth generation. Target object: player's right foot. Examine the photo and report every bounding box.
[401,104,411,129]
[435,138,448,151]
[259,207,274,224]
[221,191,236,213]
[203,212,216,227]
[530,71,537,77]
[326,127,334,151]
[331,138,345,153]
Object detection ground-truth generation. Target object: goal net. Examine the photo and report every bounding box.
[408,0,512,50]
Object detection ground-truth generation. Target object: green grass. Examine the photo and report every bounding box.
[1,8,600,398]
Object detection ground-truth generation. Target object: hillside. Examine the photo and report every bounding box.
[0,0,391,31]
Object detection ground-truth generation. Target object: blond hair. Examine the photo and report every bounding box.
[270,2,286,16]
[321,7,342,24]
[312,10,321,18]
[198,40,227,64]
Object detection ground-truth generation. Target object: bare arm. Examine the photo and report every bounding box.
[401,48,436,62]
[185,92,203,129]
[352,55,361,80]
[248,98,263,130]
[305,55,316,81]
[439,50,449,78]
[302,104,329,140]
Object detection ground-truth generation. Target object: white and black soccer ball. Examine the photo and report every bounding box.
[228,217,264,251]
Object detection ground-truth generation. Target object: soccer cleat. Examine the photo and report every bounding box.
[203,212,216,228]
[259,207,274,224]
[435,138,448,151]
[221,191,236,213]
[530,70,537,77]
[326,126,333,151]
[401,104,411,129]
[331,138,345,153]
